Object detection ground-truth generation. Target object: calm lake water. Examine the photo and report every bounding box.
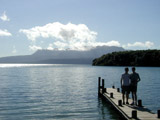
[0,64,160,120]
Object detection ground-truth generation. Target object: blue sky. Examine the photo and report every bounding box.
[0,0,160,57]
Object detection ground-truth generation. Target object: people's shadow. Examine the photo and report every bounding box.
[127,104,154,114]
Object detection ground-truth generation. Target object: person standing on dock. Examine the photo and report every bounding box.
[121,67,131,105]
[130,67,141,106]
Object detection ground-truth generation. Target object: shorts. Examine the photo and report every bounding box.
[130,85,137,92]
[122,86,130,94]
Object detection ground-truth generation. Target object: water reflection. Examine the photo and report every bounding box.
[0,65,160,119]
[97,97,121,120]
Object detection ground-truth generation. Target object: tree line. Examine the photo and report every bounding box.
[92,50,160,66]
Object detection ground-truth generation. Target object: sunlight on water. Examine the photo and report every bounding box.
[0,64,59,68]
[0,64,159,120]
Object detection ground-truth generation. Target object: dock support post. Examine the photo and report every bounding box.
[132,110,137,119]
[118,100,122,106]
[104,88,107,93]
[98,77,101,95]
[158,110,160,118]
[110,93,113,98]
[138,99,142,107]
[102,79,104,94]
[117,88,120,92]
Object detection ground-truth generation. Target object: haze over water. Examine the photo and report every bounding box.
[0,64,159,120]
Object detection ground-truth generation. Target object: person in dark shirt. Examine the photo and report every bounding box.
[130,67,141,105]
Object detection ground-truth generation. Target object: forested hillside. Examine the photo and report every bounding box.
[92,50,160,66]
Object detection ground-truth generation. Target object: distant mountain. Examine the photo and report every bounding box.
[0,46,125,64]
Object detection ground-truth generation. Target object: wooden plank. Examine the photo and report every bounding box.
[100,88,159,120]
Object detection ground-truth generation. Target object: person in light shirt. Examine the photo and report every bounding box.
[121,67,131,105]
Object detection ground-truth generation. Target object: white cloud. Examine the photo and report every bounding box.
[91,40,121,47]
[29,45,42,51]
[19,22,97,42]
[124,41,154,48]
[20,22,122,50]
[45,40,120,51]
[21,22,153,51]
[0,29,12,36]
[53,41,68,50]
[12,46,17,54]
[20,22,155,51]
[0,11,10,21]
[47,44,54,50]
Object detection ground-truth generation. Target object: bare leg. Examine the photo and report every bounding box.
[126,93,129,103]
[130,91,135,105]
[132,92,134,102]
[122,94,125,104]
[135,92,137,105]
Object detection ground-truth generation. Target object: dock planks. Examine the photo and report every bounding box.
[100,88,159,120]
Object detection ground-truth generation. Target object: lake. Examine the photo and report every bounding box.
[0,64,160,120]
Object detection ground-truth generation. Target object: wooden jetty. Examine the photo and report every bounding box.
[98,77,160,120]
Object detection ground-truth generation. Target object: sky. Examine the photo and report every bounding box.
[0,0,160,57]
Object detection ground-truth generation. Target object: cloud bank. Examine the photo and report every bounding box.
[0,11,10,21]
[123,41,154,49]
[19,22,97,42]
[0,29,12,36]
[29,45,42,51]
[19,22,155,51]
[20,22,121,51]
